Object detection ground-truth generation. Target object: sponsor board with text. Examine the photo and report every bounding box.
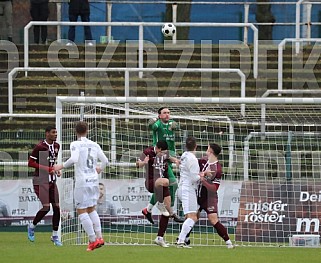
[236,181,321,242]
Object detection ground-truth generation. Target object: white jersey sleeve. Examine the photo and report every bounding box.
[179,151,200,187]
[63,141,80,168]
[97,145,108,170]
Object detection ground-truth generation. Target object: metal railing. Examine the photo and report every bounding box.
[6,66,246,116]
[23,21,258,79]
[48,0,321,47]
[277,38,321,93]
[260,89,321,137]
[243,131,321,181]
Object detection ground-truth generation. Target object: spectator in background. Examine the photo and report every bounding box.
[30,0,49,44]
[0,0,13,42]
[96,182,117,216]
[256,0,275,40]
[67,0,93,46]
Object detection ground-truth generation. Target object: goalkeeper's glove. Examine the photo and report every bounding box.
[148,117,157,126]
[169,121,178,131]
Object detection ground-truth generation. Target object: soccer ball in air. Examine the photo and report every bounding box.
[162,23,176,37]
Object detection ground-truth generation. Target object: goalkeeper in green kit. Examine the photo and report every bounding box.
[142,107,184,224]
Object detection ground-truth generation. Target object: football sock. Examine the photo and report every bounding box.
[79,213,96,242]
[33,206,50,225]
[149,194,156,206]
[52,230,58,236]
[52,205,60,231]
[169,207,174,216]
[214,221,230,241]
[157,215,170,237]
[147,203,154,213]
[178,218,195,243]
[89,210,102,239]
[169,183,178,207]
[186,229,192,238]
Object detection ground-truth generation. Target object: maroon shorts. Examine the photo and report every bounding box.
[197,184,218,214]
[145,178,170,197]
[34,182,59,205]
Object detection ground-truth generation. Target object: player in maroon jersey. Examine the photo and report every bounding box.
[197,143,234,248]
[27,125,62,246]
[136,140,172,247]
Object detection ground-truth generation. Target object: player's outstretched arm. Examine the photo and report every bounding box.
[148,117,159,130]
[169,120,179,131]
[53,142,80,171]
[136,156,149,168]
[53,164,64,171]
[28,157,55,174]
[169,156,180,166]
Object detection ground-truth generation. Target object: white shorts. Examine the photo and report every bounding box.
[177,184,199,215]
[74,185,99,209]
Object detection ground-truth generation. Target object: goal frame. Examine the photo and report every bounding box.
[55,96,321,247]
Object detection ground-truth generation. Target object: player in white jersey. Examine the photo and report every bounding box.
[54,121,108,251]
[176,136,203,248]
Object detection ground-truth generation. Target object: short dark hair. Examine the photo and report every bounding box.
[158,107,169,115]
[45,125,56,133]
[185,136,196,151]
[75,121,88,135]
[209,143,221,156]
[156,140,168,150]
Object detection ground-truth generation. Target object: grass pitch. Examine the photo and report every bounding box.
[3,232,321,263]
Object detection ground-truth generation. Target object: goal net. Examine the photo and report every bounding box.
[56,96,321,247]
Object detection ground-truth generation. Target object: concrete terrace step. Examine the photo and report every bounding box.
[2,51,319,62]
[1,43,321,162]
[2,45,321,67]
[19,61,321,72]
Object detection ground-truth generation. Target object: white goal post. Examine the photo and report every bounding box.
[56,96,321,247]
